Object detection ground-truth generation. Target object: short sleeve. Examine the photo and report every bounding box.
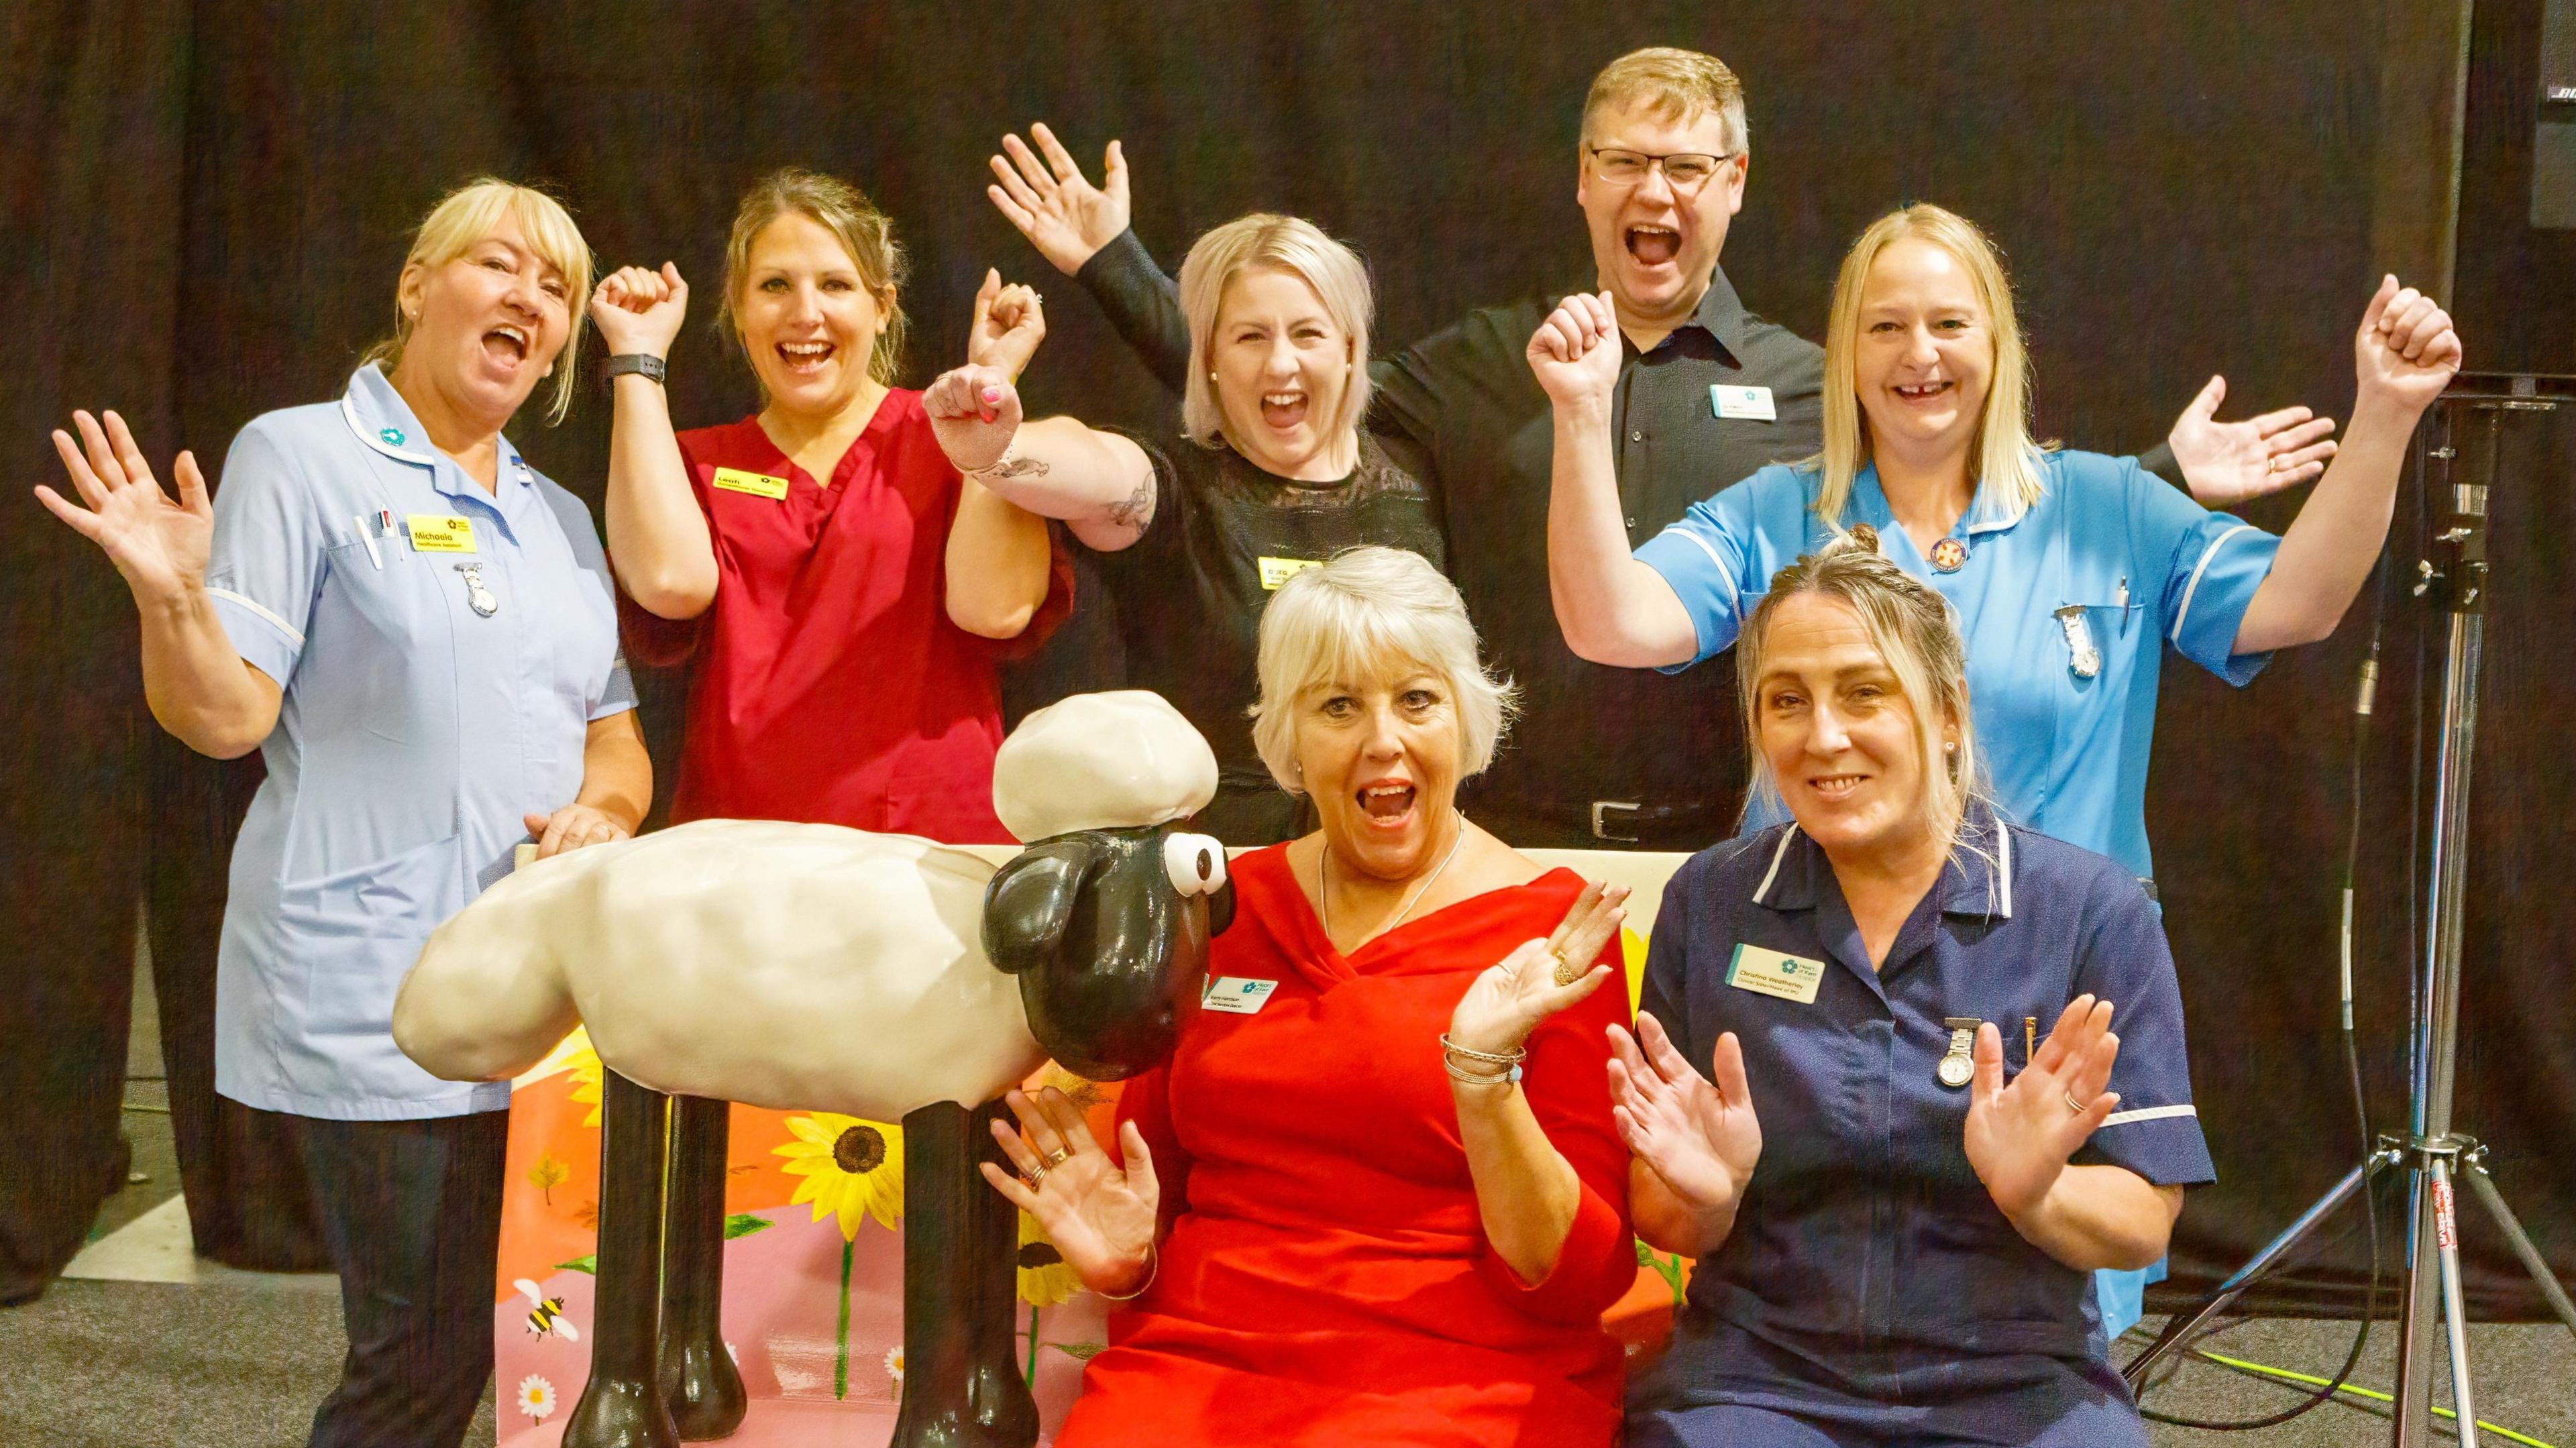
[203,420,329,689]
[2119,455,2282,685]
[2068,865,2216,1186]
[537,482,639,722]
[1635,476,1764,672]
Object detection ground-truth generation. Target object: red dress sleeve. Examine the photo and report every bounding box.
[1470,935,1638,1325]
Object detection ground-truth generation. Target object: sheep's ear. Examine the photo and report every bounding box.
[983,845,1087,975]
[1205,875,1236,938]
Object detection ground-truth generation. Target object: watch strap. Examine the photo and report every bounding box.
[604,353,667,384]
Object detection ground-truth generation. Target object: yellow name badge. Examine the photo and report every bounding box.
[405,514,477,554]
[1258,556,1322,591]
[1727,942,1828,1005]
[712,467,790,500]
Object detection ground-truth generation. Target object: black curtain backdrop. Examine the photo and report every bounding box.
[5,1,2567,1317]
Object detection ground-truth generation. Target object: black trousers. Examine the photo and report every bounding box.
[290,1108,508,1448]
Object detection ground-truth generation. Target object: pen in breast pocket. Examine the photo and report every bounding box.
[352,514,382,570]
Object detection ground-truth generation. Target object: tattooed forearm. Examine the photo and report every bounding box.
[969,450,1053,481]
[1103,474,1155,533]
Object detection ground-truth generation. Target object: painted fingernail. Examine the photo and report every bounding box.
[982,385,1003,403]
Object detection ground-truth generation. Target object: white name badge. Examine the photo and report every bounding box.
[1711,384,1778,422]
[1726,943,1827,1005]
[1200,977,1279,1015]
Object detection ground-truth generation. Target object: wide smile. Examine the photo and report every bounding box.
[1258,388,1310,432]
[775,339,837,376]
[1355,777,1419,832]
[1623,221,1682,270]
[1891,380,1955,406]
[480,323,531,372]
[1804,771,1873,803]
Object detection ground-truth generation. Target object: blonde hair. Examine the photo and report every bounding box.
[1580,47,1750,156]
[717,168,909,387]
[1177,213,1375,451]
[1738,526,1984,852]
[361,178,593,425]
[1249,547,1517,793]
[1813,203,2047,528]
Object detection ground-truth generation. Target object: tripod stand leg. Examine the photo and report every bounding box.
[2434,1161,2481,1446]
[2121,1155,2385,1393]
[2459,1158,2576,1343]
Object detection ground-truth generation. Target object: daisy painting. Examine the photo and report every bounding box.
[516,1374,557,1422]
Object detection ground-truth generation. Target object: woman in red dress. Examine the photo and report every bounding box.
[981,546,1638,1447]
[592,168,1067,840]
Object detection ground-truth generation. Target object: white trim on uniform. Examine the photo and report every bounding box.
[206,587,305,647]
[340,394,436,468]
[1753,826,1800,905]
[2101,1103,2198,1128]
[1996,824,2015,919]
[2169,524,2255,645]
[1672,526,1738,597]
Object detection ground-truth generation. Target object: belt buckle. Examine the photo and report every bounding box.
[1591,800,1642,844]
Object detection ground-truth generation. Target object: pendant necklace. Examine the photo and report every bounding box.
[1319,810,1468,946]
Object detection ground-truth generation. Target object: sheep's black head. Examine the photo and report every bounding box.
[983,822,1232,1079]
[981,691,1230,1080]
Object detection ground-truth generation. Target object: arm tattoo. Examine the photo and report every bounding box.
[1103,474,1155,534]
[969,450,1052,482]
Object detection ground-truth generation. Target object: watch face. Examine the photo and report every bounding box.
[1937,1052,1974,1089]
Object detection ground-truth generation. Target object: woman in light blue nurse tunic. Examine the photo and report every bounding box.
[1528,201,2461,1345]
[36,178,649,1448]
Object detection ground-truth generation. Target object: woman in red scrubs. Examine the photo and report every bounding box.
[981,547,1638,1448]
[593,167,1067,841]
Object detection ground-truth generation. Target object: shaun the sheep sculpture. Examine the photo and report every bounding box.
[392,691,1232,1447]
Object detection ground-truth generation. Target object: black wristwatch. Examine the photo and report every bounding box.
[604,353,667,385]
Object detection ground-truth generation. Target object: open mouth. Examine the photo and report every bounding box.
[1357,780,1417,824]
[776,339,836,375]
[1259,389,1309,431]
[481,325,530,366]
[1624,223,1680,268]
[1893,380,1954,404]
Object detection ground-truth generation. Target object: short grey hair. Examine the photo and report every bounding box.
[1248,547,1517,793]
[1177,213,1375,450]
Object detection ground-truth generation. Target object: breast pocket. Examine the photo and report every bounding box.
[311,539,454,744]
[275,832,464,1066]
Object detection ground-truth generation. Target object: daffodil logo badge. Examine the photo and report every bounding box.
[776,1113,906,1399]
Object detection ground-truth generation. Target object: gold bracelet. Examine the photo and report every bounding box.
[1438,1033,1527,1066]
[1096,1240,1158,1302]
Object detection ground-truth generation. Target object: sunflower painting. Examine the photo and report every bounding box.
[775,1113,906,1399]
[564,1042,606,1129]
[1016,1211,1083,1308]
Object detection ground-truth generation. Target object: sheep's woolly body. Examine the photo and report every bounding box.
[392,820,1044,1119]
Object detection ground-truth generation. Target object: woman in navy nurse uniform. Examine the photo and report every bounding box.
[35,178,647,1448]
[1537,202,2461,1332]
[1613,532,2205,1447]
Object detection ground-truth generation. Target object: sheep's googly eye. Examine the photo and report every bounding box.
[1163,832,1227,897]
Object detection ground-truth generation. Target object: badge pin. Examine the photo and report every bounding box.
[453,562,500,618]
[1938,1017,1980,1089]
[1929,537,1969,573]
[380,427,406,447]
[2054,605,2102,679]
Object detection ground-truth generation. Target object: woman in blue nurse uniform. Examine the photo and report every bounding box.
[1533,201,2461,1332]
[1613,531,2207,1446]
[35,178,647,1448]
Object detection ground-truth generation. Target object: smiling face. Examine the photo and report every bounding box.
[394,211,573,429]
[734,211,890,420]
[1752,591,1954,868]
[1209,264,1354,479]
[1293,659,1463,883]
[1851,236,1994,467]
[1578,100,1746,329]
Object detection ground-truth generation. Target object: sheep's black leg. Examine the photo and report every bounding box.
[564,1070,680,1448]
[964,1097,1041,1445]
[891,1099,1037,1448]
[659,1095,747,1439]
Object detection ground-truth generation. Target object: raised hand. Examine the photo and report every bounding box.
[592,262,690,360]
[1526,291,1625,410]
[37,409,212,602]
[1609,1013,1762,1225]
[988,123,1132,276]
[1448,880,1627,1058]
[921,364,1022,474]
[2353,275,2463,414]
[966,267,1049,380]
[1964,995,2121,1221]
[979,1087,1160,1294]
[2166,375,2340,506]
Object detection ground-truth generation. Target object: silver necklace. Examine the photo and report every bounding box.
[1318,810,1468,944]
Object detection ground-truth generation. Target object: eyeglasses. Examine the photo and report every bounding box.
[1586,146,1735,192]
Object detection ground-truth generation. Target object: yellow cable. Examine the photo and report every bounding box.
[2194,1349,2557,1448]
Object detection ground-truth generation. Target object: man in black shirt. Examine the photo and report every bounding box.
[985,48,2337,847]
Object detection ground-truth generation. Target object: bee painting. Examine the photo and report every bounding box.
[517,1278,579,1343]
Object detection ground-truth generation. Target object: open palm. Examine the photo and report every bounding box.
[1609,1013,1762,1218]
[36,408,211,600]
[1963,995,2121,1219]
[987,123,1132,276]
[979,1087,1159,1293]
[1446,879,1625,1057]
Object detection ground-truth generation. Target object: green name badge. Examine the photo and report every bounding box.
[1726,942,1827,1005]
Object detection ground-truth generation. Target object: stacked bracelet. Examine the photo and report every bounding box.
[1440,1032,1525,1087]
[1097,1241,1159,1302]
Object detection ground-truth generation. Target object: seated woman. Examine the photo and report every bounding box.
[923,214,1444,844]
[1614,531,2207,1447]
[976,547,1635,1446]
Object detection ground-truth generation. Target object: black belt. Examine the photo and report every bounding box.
[1470,792,1731,846]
